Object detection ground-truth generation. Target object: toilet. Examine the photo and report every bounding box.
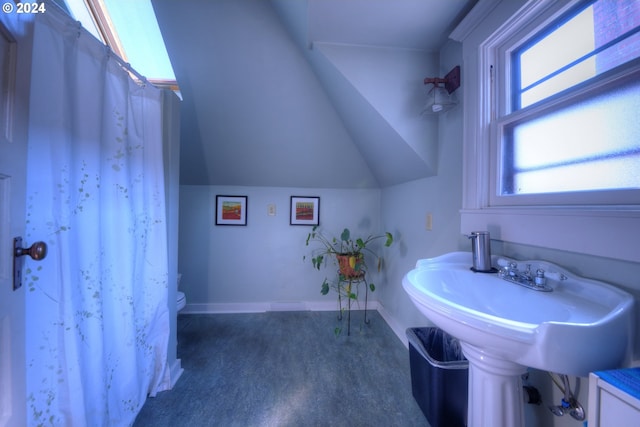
[177,273,186,312]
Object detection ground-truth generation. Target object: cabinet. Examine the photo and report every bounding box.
[588,369,640,427]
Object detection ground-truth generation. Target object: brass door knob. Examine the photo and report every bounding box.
[14,240,47,260]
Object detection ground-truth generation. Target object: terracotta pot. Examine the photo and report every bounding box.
[336,253,365,279]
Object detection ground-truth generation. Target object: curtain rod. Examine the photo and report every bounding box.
[105,45,148,86]
[45,0,149,86]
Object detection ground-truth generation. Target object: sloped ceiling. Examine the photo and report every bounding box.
[152,0,475,188]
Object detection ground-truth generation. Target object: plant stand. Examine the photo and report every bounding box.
[336,272,369,336]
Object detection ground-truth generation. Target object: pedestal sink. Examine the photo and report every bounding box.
[402,252,635,427]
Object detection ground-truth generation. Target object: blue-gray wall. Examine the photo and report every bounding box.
[178,185,384,311]
[176,38,640,427]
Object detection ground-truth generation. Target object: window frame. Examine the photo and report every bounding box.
[453,0,640,263]
[490,60,640,207]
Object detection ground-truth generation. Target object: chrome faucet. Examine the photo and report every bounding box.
[497,259,567,292]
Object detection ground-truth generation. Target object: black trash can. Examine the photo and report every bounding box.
[406,327,468,427]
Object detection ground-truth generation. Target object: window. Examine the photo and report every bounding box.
[56,0,177,90]
[495,0,640,204]
[454,0,640,263]
[500,75,640,199]
[513,1,640,109]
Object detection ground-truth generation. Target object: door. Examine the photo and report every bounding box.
[0,12,34,427]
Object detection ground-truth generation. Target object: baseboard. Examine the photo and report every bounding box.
[376,303,409,349]
[182,300,381,314]
[181,302,269,313]
[179,301,413,344]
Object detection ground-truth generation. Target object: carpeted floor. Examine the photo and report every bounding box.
[133,310,429,426]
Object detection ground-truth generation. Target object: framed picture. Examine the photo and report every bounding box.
[290,196,320,226]
[216,195,248,226]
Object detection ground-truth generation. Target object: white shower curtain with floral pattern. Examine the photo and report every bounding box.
[24,6,170,426]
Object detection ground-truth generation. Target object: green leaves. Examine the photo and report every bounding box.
[303,227,395,337]
[340,228,350,242]
[312,255,324,270]
[305,226,320,246]
[321,279,330,295]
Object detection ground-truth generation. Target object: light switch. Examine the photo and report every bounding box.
[268,204,276,216]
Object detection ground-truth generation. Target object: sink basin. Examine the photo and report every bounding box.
[403,251,635,427]
[403,251,634,376]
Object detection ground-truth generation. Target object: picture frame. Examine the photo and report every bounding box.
[290,196,320,226]
[215,195,248,226]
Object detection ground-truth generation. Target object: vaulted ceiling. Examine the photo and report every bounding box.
[152,0,476,188]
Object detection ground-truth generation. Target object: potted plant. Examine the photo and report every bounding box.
[304,226,393,334]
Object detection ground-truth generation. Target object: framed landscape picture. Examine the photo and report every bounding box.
[216,195,248,226]
[290,196,319,226]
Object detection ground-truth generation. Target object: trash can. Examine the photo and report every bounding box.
[406,327,468,427]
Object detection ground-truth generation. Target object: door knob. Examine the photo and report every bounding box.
[12,237,47,291]
[14,240,47,260]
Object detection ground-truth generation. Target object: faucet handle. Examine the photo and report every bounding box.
[545,271,568,281]
[507,262,518,277]
[496,258,512,268]
[535,269,546,286]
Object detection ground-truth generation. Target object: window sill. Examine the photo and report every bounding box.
[460,207,640,263]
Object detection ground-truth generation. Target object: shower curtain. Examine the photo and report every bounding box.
[24,6,170,426]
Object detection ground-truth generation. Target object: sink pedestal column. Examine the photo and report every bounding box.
[461,342,528,427]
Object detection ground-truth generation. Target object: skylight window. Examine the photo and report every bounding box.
[58,0,177,89]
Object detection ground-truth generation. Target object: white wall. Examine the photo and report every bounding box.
[178,185,383,312]
[175,40,468,339]
[175,31,640,427]
[378,39,468,341]
[175,40,466,323]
